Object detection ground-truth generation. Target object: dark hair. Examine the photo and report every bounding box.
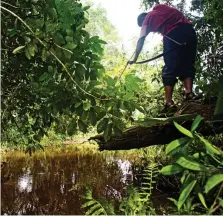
[137,13,147,27]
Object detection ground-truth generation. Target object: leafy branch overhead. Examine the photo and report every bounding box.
[1,0,146,146]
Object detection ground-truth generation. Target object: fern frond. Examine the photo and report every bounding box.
[82,200,98,208]
[82,187,108,216]
[85,203,101,215]
[139,163,159,210]
[93,207,106,215]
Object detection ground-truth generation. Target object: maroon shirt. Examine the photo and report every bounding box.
[142,4,191,35]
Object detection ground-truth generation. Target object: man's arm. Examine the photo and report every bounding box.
[129,25,148,64]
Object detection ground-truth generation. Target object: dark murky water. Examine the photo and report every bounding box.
[1,150,139,215]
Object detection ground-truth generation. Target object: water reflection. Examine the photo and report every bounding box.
[1,152,137,215]
[18,174,33,193]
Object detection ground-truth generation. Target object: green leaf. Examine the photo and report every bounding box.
[27,43,35,57]
[168,198,178,207]
[160,164,184,175]
[174,121,193,138]
[176,156,207,171]
[98,39,107,44]
[25,48,31,59]
[113,125,122,136]
[92,206,105,215]
[39,72,48,81]
[166,137,190,155]
[82,200,98,208]
[178,180,197,210]
[41,48,47,61]
[191,115,203,131]
[180,171,189,184]
[198,192,208,209]
[85,203,101,215]
[83,101,91,111]
[81,111,89,121]
[67,120,77,136]
[96,111,106,121]
[54,33,65,45]
[83,6,90,11]
[196,134,221,155]
[65,42,77,50]
[47,8,58,21]
[219,198,223,207]
[89,108,97,126]
[77,23,85,31]
[78,120,88,133]
[134,103,145,113]
[97,118,109,133]
[204,174,223,194]
[12,46,25,54]
[48,65,54,73]
[75,102,82,108]
[105,76,116,86]
[123,101,134,112]
[103,123,112,142]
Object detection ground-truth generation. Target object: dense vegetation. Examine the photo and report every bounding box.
[1,0,147,150]
[1,0,223,215]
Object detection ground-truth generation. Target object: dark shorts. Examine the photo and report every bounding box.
[162,23,197,86]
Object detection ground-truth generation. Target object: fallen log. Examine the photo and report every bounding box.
[90,99,223,150]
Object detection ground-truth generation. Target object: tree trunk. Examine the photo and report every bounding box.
[90,99,223,151]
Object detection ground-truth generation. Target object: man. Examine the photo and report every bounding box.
[129,4,197,111]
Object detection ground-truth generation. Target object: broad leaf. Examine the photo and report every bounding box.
[96,111,106,121]
[12,46,25,54]
[97,118,109,133]
[48,65,54,73]
[174,121,193,138]
[103,123,112,142]
[168,198,178,207]
[198,192,208,209]
[39,72,48,81]
[166,137,190,155]
[78,120,88,133]
[47,8,58,21]
[89,108,97,126]
[204,174,223,194]
[178,180,197,210]
[191,115,203,131]
[160,164,184,175]
[113,125,122,136]
[83,101,91,111]
[67,120,77,136]
[196,134,221,155]
[176,156,207,171]
[219,198,223,207]
[65,42,77,50]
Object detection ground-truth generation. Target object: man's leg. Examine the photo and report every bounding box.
[165,86,174,104]
[162,65,177,107]
[183,77,196,100]
[184,77,193,93]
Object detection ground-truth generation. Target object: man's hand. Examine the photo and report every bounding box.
[128,60,136,65]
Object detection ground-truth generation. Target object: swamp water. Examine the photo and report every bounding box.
[1,148,144,215]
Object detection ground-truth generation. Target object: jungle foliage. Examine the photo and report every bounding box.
[1,0,147,150]
[82,164,159,215]
[160,115,223,214]
[2,0,222,150]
